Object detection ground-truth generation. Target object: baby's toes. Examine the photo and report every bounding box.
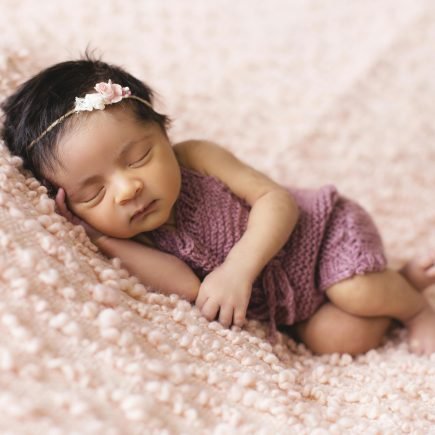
[418,337,435,355]
[426,264,435,278]
[407,306,435,355]
[409,339,425,356]
[416,250,435,271]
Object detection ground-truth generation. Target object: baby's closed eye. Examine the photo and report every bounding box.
[85,190,102,202]
[81,187,104,204]
[128,148,151,167]
[77,146,153,205]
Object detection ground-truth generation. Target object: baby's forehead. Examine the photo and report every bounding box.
[56,114,157,169]
[59,107,138,144]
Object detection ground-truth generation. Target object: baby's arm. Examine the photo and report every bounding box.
[175,140,299,326]
[95,236,201,301]
[55,188,200,301]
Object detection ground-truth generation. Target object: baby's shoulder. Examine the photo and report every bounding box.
[173,139,240,177]
[172,139,209,175]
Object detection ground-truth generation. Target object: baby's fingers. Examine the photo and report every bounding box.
[55,188,68,214]
[55,188,75,221]
[218,305,234,328]
[233,306,247,328]
[201,298,219,322]
[195,287,209,310]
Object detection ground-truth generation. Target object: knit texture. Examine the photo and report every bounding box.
[146,167,387,336]
[1,1,435,433]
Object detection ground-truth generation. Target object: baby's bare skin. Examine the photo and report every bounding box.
[401,252,435,355]
[295,253,435,356]
[401,251,435,291]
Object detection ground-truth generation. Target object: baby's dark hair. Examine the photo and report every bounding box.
[1,52,170,196]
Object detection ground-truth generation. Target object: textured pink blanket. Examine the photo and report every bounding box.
[1,1,435,433]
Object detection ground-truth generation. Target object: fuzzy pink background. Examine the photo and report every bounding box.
[1,1,435,433]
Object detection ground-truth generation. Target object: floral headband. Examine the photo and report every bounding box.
[27,80,153,149]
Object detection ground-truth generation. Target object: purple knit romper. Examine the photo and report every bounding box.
[147,166,387,336]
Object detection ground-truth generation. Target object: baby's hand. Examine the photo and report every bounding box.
[55,188,104,243]
[195,262,253,328]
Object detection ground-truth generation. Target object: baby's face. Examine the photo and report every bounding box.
[50,107,181,238]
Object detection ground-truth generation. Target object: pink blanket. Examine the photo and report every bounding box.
[1,1,435,433]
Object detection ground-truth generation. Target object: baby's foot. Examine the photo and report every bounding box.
[401,250,435,291]
[406,305,435,355]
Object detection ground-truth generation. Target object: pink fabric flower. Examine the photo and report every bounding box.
[95,80,123,103]
[74,81,132,112]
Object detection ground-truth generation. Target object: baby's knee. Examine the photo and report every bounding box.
[300,315,390,355]
[330,319,389,355]
[326,270,393,317]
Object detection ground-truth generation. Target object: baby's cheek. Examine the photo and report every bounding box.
[86,209,109,229]
[70,204,91,222]
[87,207,131,238]
[73,206,103,229]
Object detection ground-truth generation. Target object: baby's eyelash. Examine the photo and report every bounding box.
[79,148,151,204]
[83,188,103,203]
[130,149,150,166]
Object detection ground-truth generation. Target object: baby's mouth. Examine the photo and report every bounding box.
[131,200,157,221]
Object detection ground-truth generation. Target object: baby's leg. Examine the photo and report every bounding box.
[326,269,435,355]
[293,303,391,355]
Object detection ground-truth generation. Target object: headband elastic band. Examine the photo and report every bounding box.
[27,80,153,149]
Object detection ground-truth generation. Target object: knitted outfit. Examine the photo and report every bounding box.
[145,166,387,336]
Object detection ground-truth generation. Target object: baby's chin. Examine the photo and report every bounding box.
[103,229,139,239]
[119,224,155,238]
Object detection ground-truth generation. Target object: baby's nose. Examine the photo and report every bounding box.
[115,177,143,204]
